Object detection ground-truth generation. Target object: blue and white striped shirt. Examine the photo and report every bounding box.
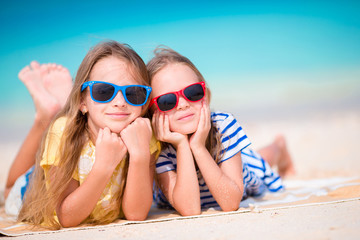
[155,111,283,209]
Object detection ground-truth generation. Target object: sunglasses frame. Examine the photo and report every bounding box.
[81,81,152,106]
[150,81,206,112]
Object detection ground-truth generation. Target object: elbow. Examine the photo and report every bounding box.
[58,217,81,228]
[220,193,243,212]
[123,202,151,221]
[172,198,201,216]
[222,184,244,212]
[221,202,240,212]
[124,212,148,221]
[177,206,201,216]
[57,206,83,228]
[60,222,76,228]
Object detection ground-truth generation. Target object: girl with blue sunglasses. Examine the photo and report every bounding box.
[148,48,295,215]
[6,41,159,229]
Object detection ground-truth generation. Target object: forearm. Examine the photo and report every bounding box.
[122,154,153,221]
[56,166,113,227]
[172,142,201,215]
[193,148,243,211]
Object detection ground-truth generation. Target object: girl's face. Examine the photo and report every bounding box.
[151,63,204,135]
[82,56,142,139]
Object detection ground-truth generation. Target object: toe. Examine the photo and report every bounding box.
[30,60,40,70]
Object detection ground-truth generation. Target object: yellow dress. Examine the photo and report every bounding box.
[40,117,160,222]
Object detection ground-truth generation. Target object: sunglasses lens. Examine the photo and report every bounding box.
[125,86,148,105]
[157,93,177,111]
[184,84,204,101]
[92,83,115,102]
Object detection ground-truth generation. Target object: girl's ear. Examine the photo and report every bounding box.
[79,100,88,115]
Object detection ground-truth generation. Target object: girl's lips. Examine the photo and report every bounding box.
[106,112,130,119]
[177,113,194,121]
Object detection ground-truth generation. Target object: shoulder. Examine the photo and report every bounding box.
[49,116,68,135]
[40,116,69,168]
[211,111,241,134]
[211,111,252,163]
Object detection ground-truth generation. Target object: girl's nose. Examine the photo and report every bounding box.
[112,91,127,107]
[176,95,190,110]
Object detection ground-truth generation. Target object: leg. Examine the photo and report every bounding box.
[257,135,295,177]
[4,61,72,199]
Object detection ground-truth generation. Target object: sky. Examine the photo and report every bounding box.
[0,0,360,137]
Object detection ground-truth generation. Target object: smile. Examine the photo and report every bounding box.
[177,113,194,121]
[106,112,130,119]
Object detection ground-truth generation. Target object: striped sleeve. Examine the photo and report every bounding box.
[211,111,251,164]
[155,145,177,174]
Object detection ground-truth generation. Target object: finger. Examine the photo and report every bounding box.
[103,127,110,134]
[120,126,127,139]
[111,132,118,142]
[197,104,205,132]
[96,128,104,145]
[130,117,138,125]
[157,113,164,139]
[103,127,112,138]
[163,114,171,136]
[118,135,125,144]
[203,101,211,129]
[151,112,158,133]
[144,118,152,133]
[134,117,149,134]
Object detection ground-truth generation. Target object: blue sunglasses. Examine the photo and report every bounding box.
[81,81,152,106]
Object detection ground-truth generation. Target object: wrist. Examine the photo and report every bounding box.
[190,143,207,152]
[34,116,52,131]
[91,162,116,180]
[92,159,118,176]
[173,138,190,150]
[191,146,210,160]
[129,151,151,164]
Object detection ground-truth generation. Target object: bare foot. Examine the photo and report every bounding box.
[18,61,61,125]
[18,61,47,95]
[274,135,296,177]
[258,135,296,177]
[43,63,72,108]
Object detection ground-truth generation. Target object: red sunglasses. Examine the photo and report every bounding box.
[150,82,206,112]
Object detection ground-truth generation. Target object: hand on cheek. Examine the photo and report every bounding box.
[189,100,211,149]
[152,111,187,148]
[95,127,127,172]
[120,117,152,158]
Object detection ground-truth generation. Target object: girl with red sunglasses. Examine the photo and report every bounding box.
[148,48,295,215]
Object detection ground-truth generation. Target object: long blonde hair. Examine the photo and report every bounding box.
[18,40,150,229]
[146,47,223,162]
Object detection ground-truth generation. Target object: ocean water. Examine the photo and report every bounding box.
[1,64,359,144]
[1,1,360,142]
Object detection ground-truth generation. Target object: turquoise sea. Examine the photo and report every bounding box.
[1,1,360,142]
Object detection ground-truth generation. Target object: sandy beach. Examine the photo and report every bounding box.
[0,104,359,239]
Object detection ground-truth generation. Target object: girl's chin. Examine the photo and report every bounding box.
[103,124,126,134]
[109,127,125,134]
[170,125,197,135]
